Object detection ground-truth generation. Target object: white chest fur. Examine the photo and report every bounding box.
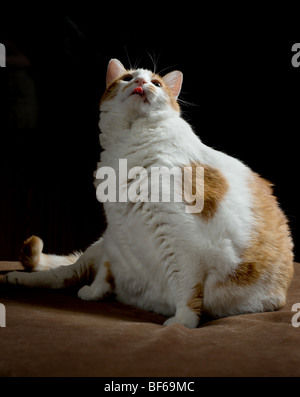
[98,110,255,317]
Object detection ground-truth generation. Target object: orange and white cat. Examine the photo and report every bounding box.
[5,59,294,328]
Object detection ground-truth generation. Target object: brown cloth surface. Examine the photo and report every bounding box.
[0,262,300,377]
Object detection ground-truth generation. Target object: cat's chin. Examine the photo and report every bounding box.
[129,94,149,105]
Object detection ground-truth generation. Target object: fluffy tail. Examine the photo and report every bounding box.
[20,236,82,271]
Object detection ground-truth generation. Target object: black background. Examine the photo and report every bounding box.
[0,11,299,262]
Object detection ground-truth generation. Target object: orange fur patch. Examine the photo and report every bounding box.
[183,163,228,220]
[100,79,120,105]
[121,79,135,92]
[19,235,43,271]
[104,261,115,290]
[220,172,294,304]
[63,274,80,288]
[187,283,203,316]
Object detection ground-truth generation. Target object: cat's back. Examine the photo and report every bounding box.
[195,144,294,316]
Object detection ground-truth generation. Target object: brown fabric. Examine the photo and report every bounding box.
[0,262,300,377]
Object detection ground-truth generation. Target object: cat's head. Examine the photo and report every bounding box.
[100,59,183,120]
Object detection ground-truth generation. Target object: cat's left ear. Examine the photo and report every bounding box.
[106,59,127,87]
[163,71,183,99]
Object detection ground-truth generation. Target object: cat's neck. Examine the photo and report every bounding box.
[98,108,206,174]
[99,108,181,149]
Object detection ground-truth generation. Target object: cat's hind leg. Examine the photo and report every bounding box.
[20,235,82,271]
[5,238,104,290]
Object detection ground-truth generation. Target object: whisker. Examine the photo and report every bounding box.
[124,46,133,70]
[147,51,161,74]
[134,56,142,70]
[177,97,198,107]
[157,64,179,76]
[147,51,156,73]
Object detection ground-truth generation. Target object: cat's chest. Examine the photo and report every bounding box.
[104,203,175,315]
[105,202,160,269]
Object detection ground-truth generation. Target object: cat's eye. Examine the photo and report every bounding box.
[122,74,133,82]
[152,80,162,87]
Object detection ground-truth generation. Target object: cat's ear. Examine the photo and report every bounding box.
[106,59,127,87]
[163,71,183,99]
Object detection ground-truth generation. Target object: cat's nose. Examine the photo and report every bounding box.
[135,78,146,86]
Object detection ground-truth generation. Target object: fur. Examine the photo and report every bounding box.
[5,59,294,328]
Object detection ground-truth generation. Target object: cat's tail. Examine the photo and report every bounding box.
[20,236,82,271]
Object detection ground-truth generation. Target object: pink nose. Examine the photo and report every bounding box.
[135,78,146,86]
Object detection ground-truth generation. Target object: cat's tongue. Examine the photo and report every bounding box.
[132,86,144,95]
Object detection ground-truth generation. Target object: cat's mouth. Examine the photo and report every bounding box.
[130,87,149,103]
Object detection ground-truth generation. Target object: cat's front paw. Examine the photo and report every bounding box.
[78,285,102,301]
[163,313,199,329]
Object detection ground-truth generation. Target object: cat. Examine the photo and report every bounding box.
[4,58,294,328]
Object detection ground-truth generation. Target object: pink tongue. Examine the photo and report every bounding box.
[133,86,144,95]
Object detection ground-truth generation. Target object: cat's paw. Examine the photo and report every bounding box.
[163,313,199,329]
[20,235,43,271]
[4,271,27,285]
[78,285,102,301]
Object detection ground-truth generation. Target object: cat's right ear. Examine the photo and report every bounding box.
[106,59,127,87]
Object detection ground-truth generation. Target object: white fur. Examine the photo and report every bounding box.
[5,64,275,328]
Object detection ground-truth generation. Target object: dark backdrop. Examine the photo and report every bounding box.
[0,13,299,261]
